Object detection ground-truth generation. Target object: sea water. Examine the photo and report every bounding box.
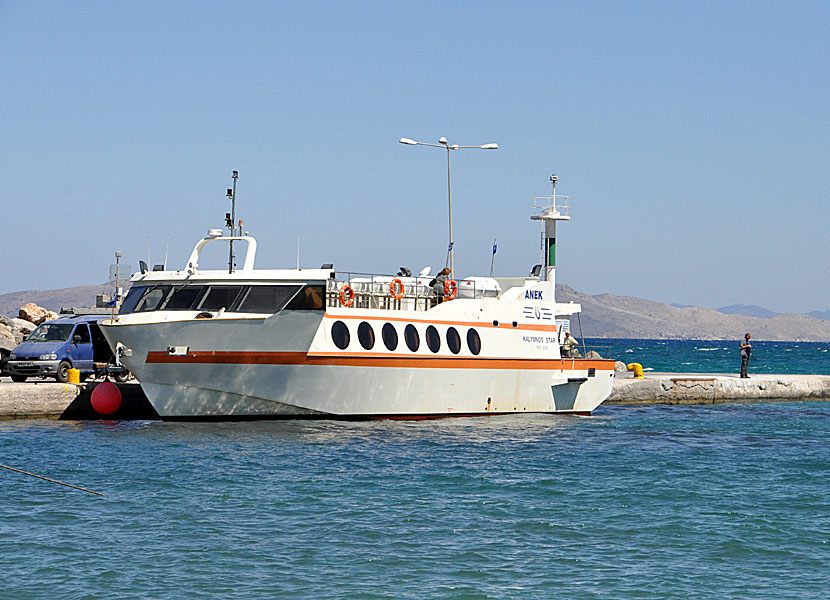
[587,338,829,375]
[1,402,829,599]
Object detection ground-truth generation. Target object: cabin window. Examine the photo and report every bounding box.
[446,327,461,354]
[382,323,398,351]
[198,286,244,312]
[134,285,173,313]
[331,321,350,350]
[284,285,325,310]
[358,322,375,350]
[237,285,302,314]
[119,286,145,314]
[163,285,207,310]
[426,325,440,353]
[404,324,420,352]
[467,328,481,356]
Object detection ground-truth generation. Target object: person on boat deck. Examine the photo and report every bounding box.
[302,285,324,309]
[739,332,752,378]
[431,267,451,304]
[561,331,579,357]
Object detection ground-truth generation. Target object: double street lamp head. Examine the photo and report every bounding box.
[398,135,498,277]
[399,137,499,151]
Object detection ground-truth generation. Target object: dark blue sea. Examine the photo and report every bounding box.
[1,339,828,598]
[588,338,830,375]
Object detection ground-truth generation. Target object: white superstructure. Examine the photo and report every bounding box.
[100,177,615,420]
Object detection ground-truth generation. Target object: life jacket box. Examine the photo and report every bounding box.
[458,277,502,299]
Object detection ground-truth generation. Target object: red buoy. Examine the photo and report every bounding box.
[91,381,122,415]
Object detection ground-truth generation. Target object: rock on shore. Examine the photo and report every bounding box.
[19,303,59,326]
[0,302,57,353]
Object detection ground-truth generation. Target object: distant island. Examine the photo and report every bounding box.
[1,282,829,341]
[716,304,779,319]
[553,286,830,341]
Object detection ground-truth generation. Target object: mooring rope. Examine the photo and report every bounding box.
[0,463,104,496]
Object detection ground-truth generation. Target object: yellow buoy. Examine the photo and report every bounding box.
[626,363,645,379]
[67,368,80,384]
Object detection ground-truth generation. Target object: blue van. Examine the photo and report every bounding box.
[7,316,119,383]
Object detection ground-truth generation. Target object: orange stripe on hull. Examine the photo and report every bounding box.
[146,350,614,371]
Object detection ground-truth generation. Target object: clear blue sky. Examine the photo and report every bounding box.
[2,1,828,313]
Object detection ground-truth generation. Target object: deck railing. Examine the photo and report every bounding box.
[560,345,613,360]
[325,272,492,311]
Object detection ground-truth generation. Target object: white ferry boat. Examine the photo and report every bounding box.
[100,175,615,419]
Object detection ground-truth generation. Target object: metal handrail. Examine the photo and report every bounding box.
[325,271,488,311]
[531,194,570,218]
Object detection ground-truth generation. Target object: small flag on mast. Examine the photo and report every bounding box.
[489,238,498,277]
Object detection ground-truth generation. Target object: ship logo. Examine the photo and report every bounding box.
[523,307,553,320]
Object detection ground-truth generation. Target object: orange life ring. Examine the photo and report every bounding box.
[444,279,458,300]
[339,284,355,307]
[389,278,405,300]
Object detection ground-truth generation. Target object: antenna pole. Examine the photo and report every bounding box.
[446,145,454,278]
[297,232,300,269]
[228,170,238,273]
[112,250,122,319]
[164,234,170,270]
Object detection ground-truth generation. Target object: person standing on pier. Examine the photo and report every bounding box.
[739,333,752,378]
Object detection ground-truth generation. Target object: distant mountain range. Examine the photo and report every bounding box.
[553,286,830,341]
[0,284,112,317]
[673,302,830,322]
[716,304,779,318]
[807,309,830,321]
[715,304,830,321]
[1,282,829,341]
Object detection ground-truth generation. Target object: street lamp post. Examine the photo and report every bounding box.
[399,136,498,277]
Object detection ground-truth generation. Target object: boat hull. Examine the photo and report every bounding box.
[135,360,614,419]
[101,310,614,420]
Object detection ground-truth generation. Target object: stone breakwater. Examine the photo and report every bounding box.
[608,373,830,405]
[0,374,828,420]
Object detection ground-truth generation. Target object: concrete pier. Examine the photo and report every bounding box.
[608,373,830,405]
[0,374,828,420]
[0,379,84,419]
[0,378,158,420]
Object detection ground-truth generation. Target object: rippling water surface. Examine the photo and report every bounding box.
[589,338,829,374]
[2,403,829,598]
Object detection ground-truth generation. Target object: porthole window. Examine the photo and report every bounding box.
[446,327,461,354]
[331,321,350,350]
[382,323,398,351]
[426,325,441,353]
[467,328,481,355]
[358,321,375,350]
[404,324,420,352]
